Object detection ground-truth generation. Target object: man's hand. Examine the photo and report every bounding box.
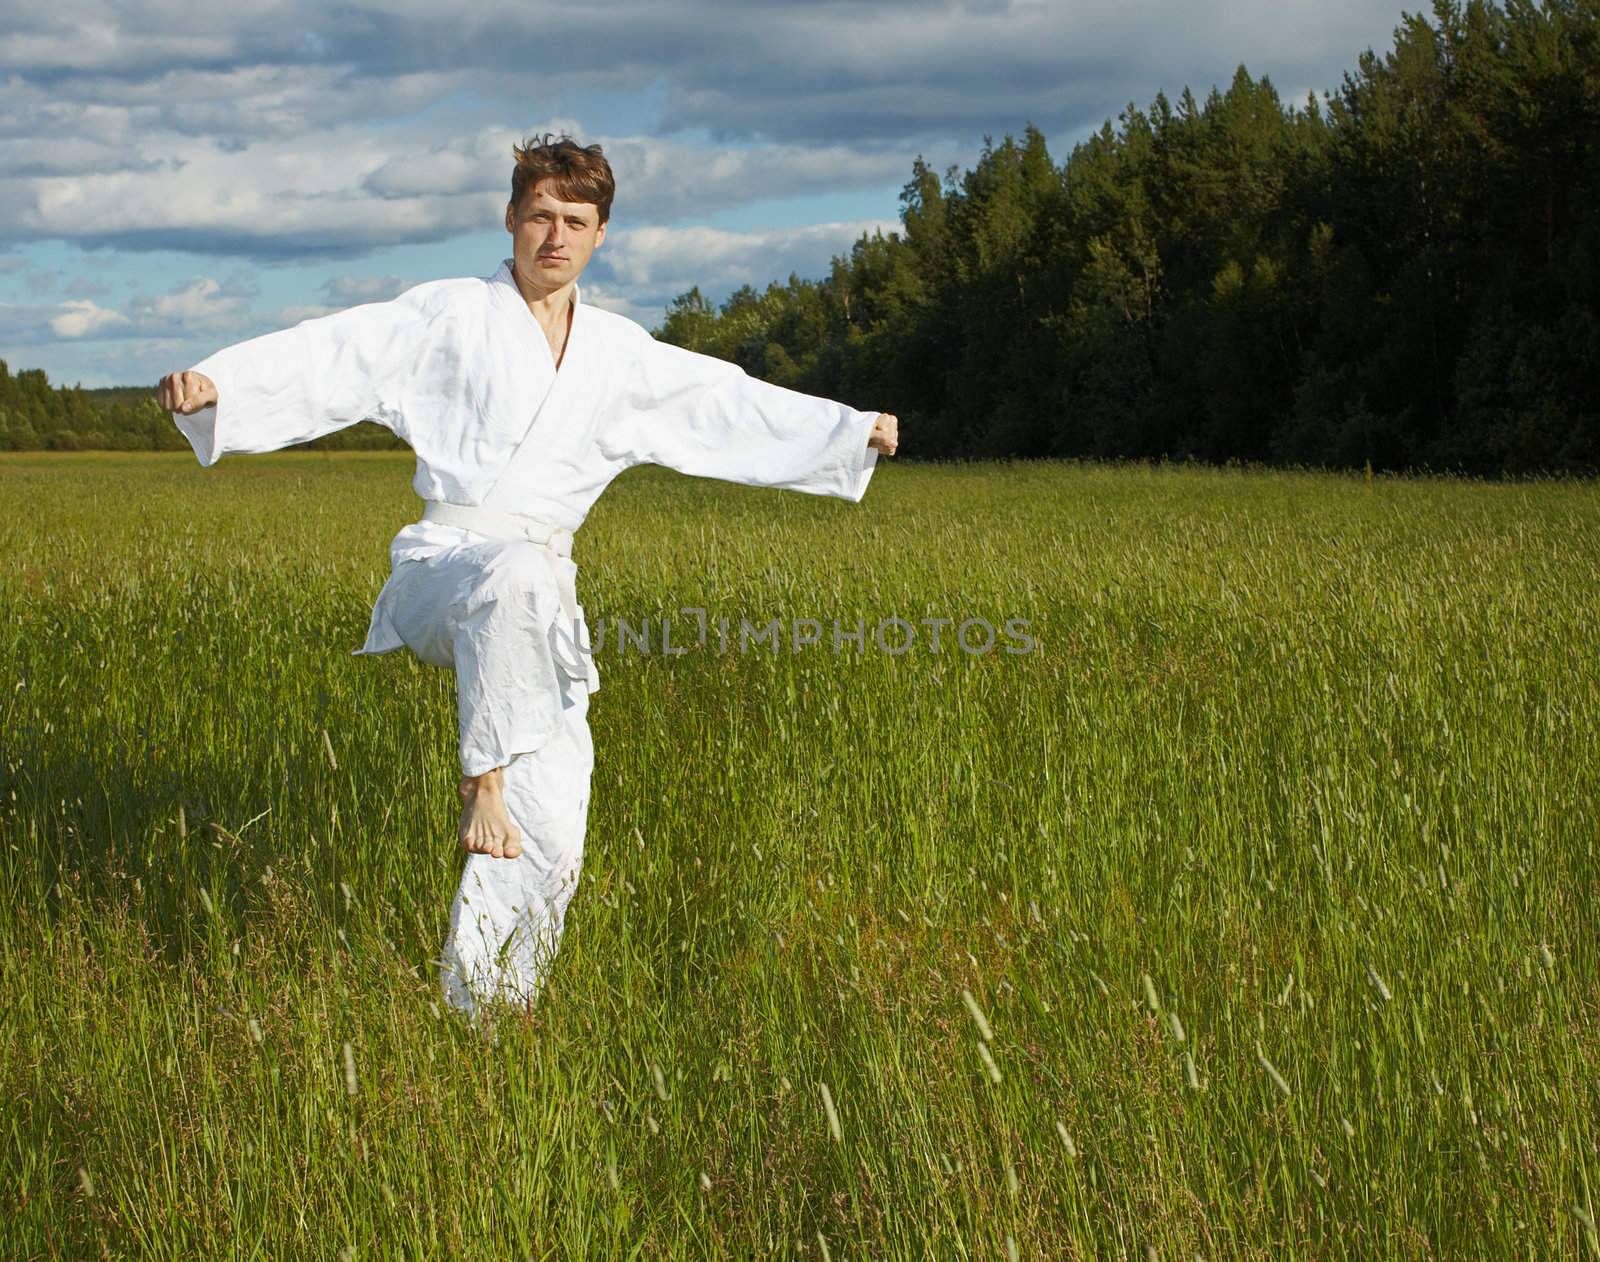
[868,412,899,456]
[157,370,218,415]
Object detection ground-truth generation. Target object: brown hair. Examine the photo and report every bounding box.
[510,133,615,224]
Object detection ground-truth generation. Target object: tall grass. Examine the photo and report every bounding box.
[2,451,1597,1259]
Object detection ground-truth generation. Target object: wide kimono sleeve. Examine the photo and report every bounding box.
[171,287,443,466]
[616,330,879,503]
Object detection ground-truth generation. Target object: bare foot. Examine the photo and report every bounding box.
[458,768,522,859]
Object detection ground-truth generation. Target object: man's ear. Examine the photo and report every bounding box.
[505,201,516,233]
[595,219,608,249]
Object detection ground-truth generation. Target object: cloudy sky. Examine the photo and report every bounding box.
[1,0,1412,387]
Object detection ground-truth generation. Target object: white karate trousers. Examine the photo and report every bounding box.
[381,538,596,1021]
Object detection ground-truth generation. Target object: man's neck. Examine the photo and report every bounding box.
[511,262,576,322]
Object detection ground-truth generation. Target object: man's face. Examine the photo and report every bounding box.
[505,180,607,294]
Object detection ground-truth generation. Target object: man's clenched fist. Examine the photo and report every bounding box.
[157,370,217,414]
[869,412,899,456]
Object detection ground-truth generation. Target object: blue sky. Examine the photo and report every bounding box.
[1,0,1413,386]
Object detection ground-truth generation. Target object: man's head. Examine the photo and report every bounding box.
[505,134,613,296]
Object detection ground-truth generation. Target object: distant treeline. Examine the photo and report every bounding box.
[657,0,1600,475]
[6,0,1594,474]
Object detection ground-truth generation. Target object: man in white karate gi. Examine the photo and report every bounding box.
[157,134,900,1020]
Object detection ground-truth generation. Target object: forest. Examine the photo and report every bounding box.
[3,0,1595,474]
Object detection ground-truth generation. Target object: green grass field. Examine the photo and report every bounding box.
[3,452,1598,1260]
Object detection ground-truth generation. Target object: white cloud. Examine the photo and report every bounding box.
[142,277,248,325]
[7,276,254,351]
[0,25,235,73]
[272,304,336,324]
[49,299,129,338]
[321,274,412,304]
[601,219,898,294]
[0,118,912,260]
[573,279,657,328]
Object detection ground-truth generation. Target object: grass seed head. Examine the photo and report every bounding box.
[342,1041,358,1096]
[1366,964,1392,1003]
[961,988,994,1041]
[1256,1045,1291,1098]
[1572,1205,1599,1258]
[651,1062,670,1102]
[819,1081,842,1143]
[977,1040,1002,1084]
[1055,1121,1078,1157]
[1141,973,1161,1014]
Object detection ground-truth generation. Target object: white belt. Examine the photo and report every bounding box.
[421,500,582,628]
[422,500,574,555]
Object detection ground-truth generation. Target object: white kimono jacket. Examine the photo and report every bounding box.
[174,258,879,701]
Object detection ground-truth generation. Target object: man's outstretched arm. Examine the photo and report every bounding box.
[614,331,900,503]
[153,285,442,466]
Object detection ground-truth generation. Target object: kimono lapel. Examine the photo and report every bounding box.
[483,259,592,502]
[484,262,603,507]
